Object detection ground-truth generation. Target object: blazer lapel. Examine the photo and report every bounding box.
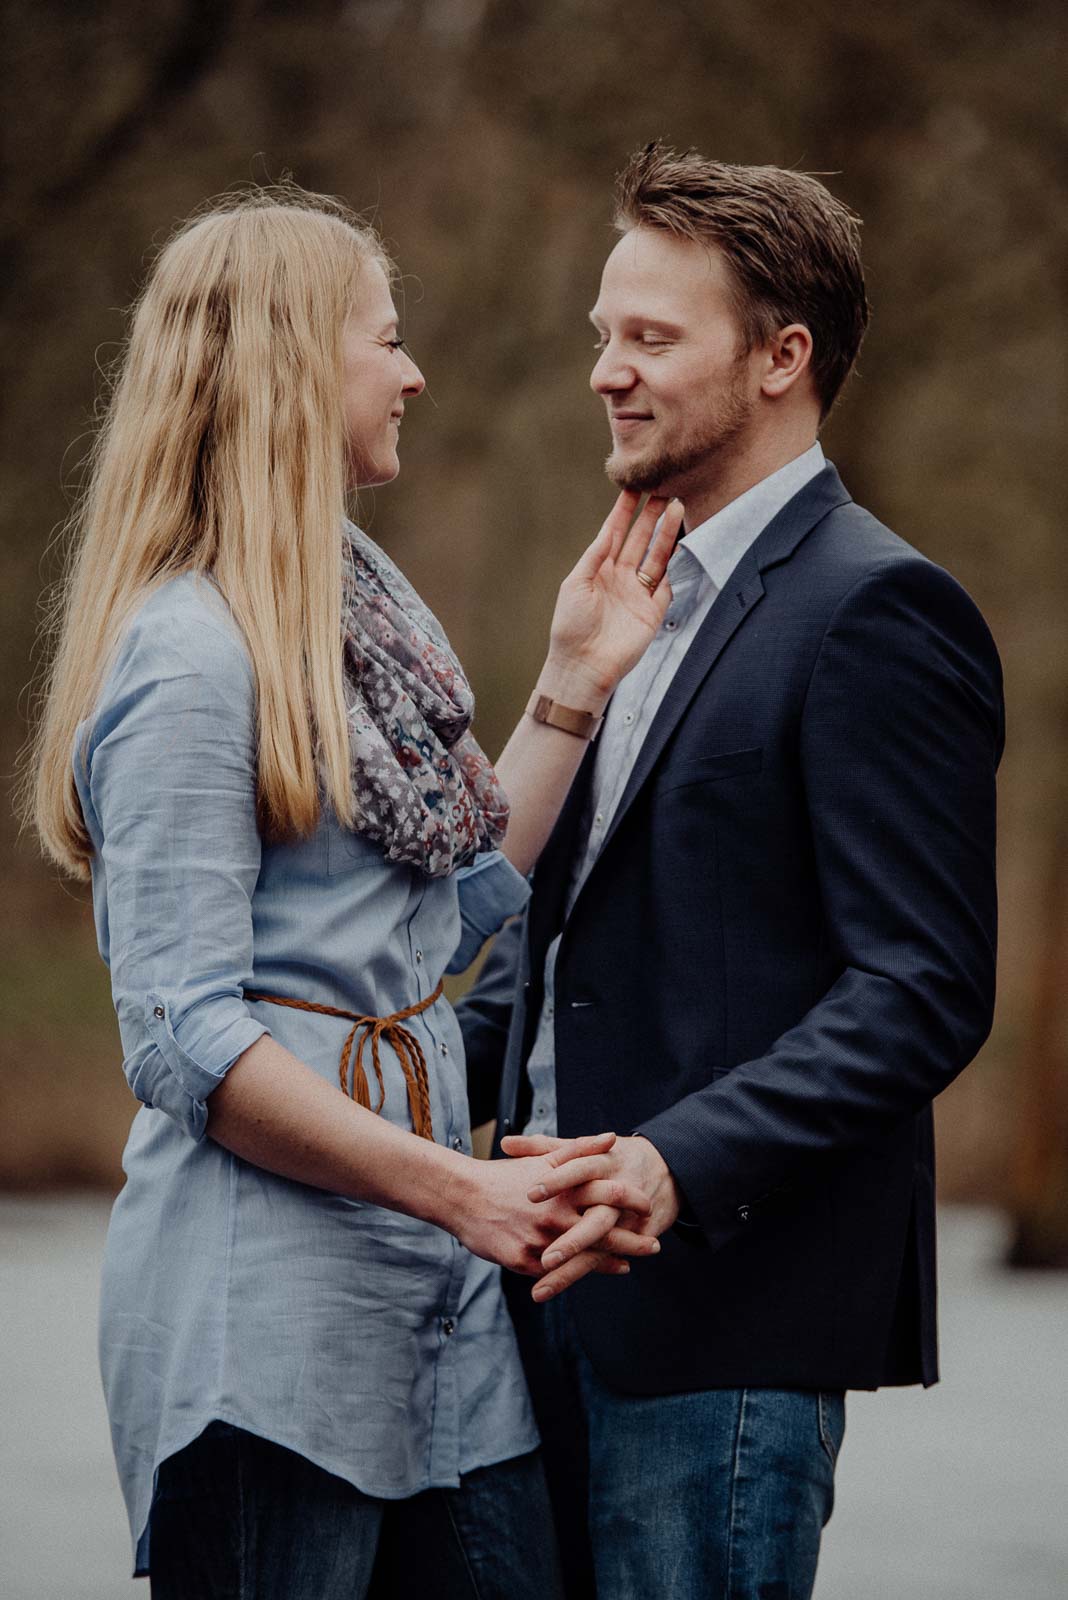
[597,463,853,860]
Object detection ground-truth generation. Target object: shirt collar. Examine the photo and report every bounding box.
[678,442,825,592]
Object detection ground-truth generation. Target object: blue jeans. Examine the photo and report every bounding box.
[148,1422,565,1599]
[510,1292,845,1600]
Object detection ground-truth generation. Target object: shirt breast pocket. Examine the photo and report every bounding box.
[654,747,763,795]
[325,821,387,875]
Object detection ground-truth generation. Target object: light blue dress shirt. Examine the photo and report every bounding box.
[524,445,826,1136]
[74,572,538,1574]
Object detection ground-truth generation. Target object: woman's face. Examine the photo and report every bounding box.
[342,261,425,488]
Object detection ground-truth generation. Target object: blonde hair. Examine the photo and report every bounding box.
[24,184,391,878]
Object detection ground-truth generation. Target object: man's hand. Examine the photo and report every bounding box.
[446,1132,661,1282]
[500,1132,681,1300]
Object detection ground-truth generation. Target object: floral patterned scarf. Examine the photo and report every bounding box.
[339,521,509,877]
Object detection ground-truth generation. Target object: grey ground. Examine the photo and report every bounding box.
[1,1201,1065,1599]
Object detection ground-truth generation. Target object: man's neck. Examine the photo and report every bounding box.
[680,425,819,530]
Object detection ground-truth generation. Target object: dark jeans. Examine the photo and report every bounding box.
[509,1291,846,1600]
[148,1422,565,1600]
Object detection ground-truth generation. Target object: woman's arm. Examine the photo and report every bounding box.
[494,491,682,874]
[207,1033,659,1278]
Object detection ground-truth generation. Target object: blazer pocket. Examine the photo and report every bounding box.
[655,747,763,794]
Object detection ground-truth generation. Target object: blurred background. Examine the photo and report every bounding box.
[2,1,1065,1595]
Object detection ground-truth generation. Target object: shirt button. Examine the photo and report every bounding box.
[623,711,634,725]
[415,950,424,964]
[440,1041,449,1056]
[153,1005,165,1019]
[594,811,604,828]
[546,1002,554,1018]
[665,619,678,632]
[451,1136,464,1152]
[442,1318,456,1337]
[536,1105,546,1118]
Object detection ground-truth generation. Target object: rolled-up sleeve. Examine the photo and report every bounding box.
[87,606,269,1140]
[448,850,531,973]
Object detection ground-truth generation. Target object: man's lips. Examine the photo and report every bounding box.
[610,412,653,435]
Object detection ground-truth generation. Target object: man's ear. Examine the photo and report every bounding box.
[759,324,814,400]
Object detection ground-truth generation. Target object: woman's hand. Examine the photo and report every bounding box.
[443,1132,661,1283]
[542,491,684,707]
[502,1130,680,1301]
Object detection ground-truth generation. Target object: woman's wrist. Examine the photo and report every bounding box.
[535,653,613,714]
[420,1144,482,1236]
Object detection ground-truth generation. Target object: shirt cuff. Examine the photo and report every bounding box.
[449,850,532,973]
[134,992,269,1141]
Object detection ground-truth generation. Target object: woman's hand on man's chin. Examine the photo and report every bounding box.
[543,490,685,707]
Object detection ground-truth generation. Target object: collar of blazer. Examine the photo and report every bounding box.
[531,462,853,938]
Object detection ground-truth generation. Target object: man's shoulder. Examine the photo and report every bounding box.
[805,493,925,580]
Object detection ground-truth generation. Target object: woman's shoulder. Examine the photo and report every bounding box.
[115,572,254,693]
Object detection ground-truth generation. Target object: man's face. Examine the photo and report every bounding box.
[590,227,759,498]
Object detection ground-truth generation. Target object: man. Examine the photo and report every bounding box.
[457,144,1003,1599]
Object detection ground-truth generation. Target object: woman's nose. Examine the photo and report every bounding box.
[402,353,426,397]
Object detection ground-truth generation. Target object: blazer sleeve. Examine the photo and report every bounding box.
[86,603,269,1141]
[453,911,527,1130]
[636,555,1004,1245]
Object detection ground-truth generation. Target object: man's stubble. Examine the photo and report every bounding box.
[605,353,754,500]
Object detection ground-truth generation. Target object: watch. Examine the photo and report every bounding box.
[526,692,604,742]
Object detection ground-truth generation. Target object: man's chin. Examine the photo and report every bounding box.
[605,447,671,496]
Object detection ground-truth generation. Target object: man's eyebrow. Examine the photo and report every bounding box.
[587,311,683,335]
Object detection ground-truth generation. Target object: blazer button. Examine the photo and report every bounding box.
[737,1204,751,1223]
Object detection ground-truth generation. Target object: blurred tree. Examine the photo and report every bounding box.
[1,0,1064,1244]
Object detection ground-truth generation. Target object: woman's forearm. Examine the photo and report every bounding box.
[493,654,611,876]
[207,1032,468,1227]
[492,491,681,875]
[206,1034,659,1281]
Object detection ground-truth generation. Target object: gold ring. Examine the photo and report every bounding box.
[636,569,658,593]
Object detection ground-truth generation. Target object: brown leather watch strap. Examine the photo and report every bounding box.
[526,692,604,741]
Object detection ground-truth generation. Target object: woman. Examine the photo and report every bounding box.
[26,186,681,1596]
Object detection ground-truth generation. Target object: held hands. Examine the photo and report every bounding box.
[499,1130,682,1301]
[542,492,684,708]
[449,1132,663,1289]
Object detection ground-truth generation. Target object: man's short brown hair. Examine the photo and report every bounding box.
[614,143,871,419]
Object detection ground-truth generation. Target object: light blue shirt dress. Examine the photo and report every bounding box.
[73,572,538,1574]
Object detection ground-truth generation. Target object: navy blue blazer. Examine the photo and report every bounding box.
[457,463,1004,1393]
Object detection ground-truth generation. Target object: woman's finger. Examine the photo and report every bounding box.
[501,1131,615,1161]
[527,1153,612,1200]
[634,497,684,591]
[569,490,641,582]
[532,1249,628,1301]
[540,1205,619,1267]
[541,1212,661,1270]
[550,1176,653,1218]
[615,494,669,573]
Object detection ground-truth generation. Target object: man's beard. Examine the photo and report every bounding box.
[605,368,754,495]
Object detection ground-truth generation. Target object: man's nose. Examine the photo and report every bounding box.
[590,342,635,396]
